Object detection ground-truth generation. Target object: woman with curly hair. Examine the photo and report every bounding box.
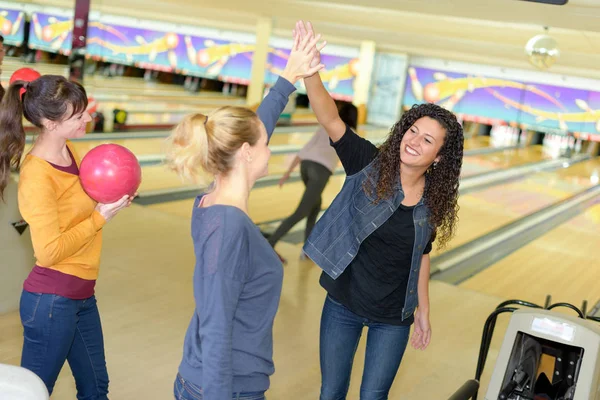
[297,21,463,400]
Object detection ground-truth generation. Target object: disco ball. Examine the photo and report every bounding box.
[525,34,560,70]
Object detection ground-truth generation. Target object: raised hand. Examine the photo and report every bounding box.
[281,22,327,85]
[294,20,324,71]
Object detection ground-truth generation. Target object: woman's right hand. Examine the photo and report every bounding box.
[292,21,346,143]
[95,194,134,222]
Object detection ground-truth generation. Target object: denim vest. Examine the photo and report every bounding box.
[303,157,433,320]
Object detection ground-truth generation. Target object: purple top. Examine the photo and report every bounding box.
[47,146,80,175]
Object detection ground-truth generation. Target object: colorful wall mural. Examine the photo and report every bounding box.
[265,48,358,101]
[87,22,181,73]
[0,7,25,46]
[403,66,600,136]
[29,12,73,54]
[25,9,359,100]
[19,3,600,121]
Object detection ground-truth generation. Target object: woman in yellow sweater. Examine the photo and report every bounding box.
[0,75,133,399]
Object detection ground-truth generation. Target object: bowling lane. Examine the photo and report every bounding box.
[146,145,569,224]
[23,133,312,160]
[148,175,347,222]
[22,125,389,158]
[23,137,169,159]
[22,127,484,171]
[460,145,551,177]
[138,132,492,195]
[146,145,559,225]
[430,157,600,257]
[61,127,390,194]
[145,137,545,223]
[460,202,600,308]
[269,127,390,146]
[20,126,334,160]
[464,135,490,150]
[250,175,345,223]
[137,153,302,193]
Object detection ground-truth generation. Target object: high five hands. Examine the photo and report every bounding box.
[293,20,324,74]
[281,20,327,85]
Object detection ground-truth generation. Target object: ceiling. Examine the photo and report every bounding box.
[24,0,600,79]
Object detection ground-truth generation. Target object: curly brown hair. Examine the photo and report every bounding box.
[364,103,464,249]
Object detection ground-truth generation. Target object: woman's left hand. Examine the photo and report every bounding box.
[410,307,431,350]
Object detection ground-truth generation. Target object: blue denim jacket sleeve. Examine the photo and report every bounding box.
[256,77,297,142]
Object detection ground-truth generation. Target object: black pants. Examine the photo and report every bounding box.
[268,160,332,247]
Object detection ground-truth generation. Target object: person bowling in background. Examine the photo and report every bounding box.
[267,103,358,264]
[165,27,326,400]
[0,75,134,399]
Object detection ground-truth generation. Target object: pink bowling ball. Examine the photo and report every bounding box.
[79,144,142,203]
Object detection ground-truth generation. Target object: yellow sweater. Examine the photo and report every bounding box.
[18,142,106,280]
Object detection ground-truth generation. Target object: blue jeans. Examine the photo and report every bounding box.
[173,373,266,400]
[320,295,410,400]
[19,290,109,399]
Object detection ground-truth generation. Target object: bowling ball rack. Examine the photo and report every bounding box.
[446,295,600,400]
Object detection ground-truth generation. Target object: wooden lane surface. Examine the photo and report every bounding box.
[24,127,387,195]
[23,137,168,159]
[147,175,347,221]
[465,135,490,150]
[21,127,485,168]
[22,131,319,160]
[430,158,600,257]
[461,145,549,177]
[137,153,303,193]
[146,145,566,230]
[460,202,600,308]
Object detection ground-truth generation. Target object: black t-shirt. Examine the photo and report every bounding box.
[319,125,432,326]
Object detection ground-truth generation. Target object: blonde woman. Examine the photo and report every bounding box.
[166,29,326,400]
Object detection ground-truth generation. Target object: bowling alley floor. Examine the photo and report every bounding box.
[2,196,598,398]
[0,202,511,399]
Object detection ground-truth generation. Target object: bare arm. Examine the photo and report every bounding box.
[304,74,346,142]
[284,127,318,179]
[417,254,431,314]
[411,253,432,351]
[279,155,301,187]
[285,155,301,176]
[297,21,346,143]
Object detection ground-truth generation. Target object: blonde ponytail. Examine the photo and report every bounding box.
[165,106,261,183]
[164,113,209,183]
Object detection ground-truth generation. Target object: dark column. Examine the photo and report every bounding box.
[69,0,90,83]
